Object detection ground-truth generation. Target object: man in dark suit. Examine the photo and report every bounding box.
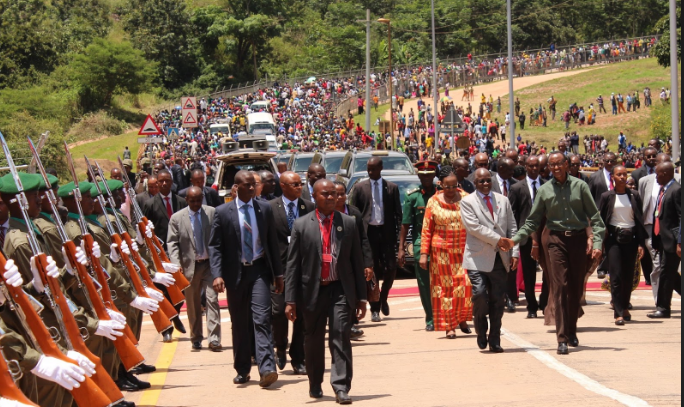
[258,170,277,201]
[647,162,681,319]
[269,171,314,374]
[178,169,222,207]
[588,152,617,204]
[491,158,517,197]
[453,158,475,193]
[350,157,402,322]
[568,154,589,183]
[143,168,188,338]
[209,170,283,388]
[300,164,326,201]
[284,179,367,404]
[466,153,490,182]
[631,147,658,188]
[171,157,190,191]
[508,155,546,317]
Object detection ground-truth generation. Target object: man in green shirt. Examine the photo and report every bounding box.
[503,152,605,355]
[398,160,438,331]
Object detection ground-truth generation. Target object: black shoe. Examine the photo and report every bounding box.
[114,401,136,407]
[192,341,202,350]
[505,299,516,313]
[381,301,390,316]
[336,390,352,404]
[557,342,569,355]
[233,374,250,384]
[292,363,307,375]
[126,373,151,389]
[259,370,278,388]
[527,312,538,319]
[628,303,633,310]
[209,341,223,352]
[489,344,504,353]
[130,364,156,374]
[615,318,625,326]
[425,324,435,332]
[309,387,323,399]
[597,271,607,279]
[371,312,381,322]
[116,378,139,392]
[173,318,186,334]
[647,310,671,318]
[276,350,286,370]
[568,336,579,347]
[459,324,472,334]
[162,329,173,343]
[477,333,488,350]
[351,326,364,339]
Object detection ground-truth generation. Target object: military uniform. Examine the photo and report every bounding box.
[0,317,40,403]
[402,161,438,329]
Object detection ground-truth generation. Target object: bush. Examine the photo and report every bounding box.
[67,111,129,142]
[649,100,682,141]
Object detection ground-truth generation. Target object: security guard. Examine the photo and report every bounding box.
[398,160,439,331]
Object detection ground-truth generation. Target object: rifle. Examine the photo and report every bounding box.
[83,156,173,334]
[93,161,181,318]
[117,157,191,293]
[31,138,144,375]
[0,133,113,407]
[0,328,39,406]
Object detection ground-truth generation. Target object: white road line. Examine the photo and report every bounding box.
[399,307,425,312]
[501,328,651,407]
[586,291,681,303]
[143,316,231,326]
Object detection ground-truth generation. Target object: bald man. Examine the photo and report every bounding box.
[301,164,326,201]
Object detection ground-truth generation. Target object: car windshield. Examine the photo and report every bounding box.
[353,156,412,173]
[324,156,344,173]
[249,123,274,134]
[293,156,314,172]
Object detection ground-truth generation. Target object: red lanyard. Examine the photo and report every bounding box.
[316,210,334,255]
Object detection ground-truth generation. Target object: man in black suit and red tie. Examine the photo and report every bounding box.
[209,170,283,388]
[647,162,681,319]
[269,171,314,374]
[350,157,401,322]
[284,179,367,404]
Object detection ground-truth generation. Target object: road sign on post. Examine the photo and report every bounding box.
[182,96,198,128]
[137,137,163,144]
[441,106,465,135]
[167,127,180,140]
[138,115,162,135]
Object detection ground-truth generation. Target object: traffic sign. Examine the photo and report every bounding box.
[138,114,162,135]
[182,97,196,110]
[167,127,180,139]
[441,106,465,134]
[182,110,198,128]
[137,137,163,144]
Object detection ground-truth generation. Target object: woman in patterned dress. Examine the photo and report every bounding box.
[419,166,473,339]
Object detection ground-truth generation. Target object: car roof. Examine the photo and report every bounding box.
[216,150,276,164]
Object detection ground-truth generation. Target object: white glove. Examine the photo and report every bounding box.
[82,240,102,259]
[135,225,145,245]
[106,308,127,325]
[161,262,180,274]
[130,296,159,314]
[95,319,125,341]
[66,351,96,377]
[145,287,164,302]
[146,220,155,232]
[0,397,37,407]
[130,241,139,253]
[3,259,23,287]
[151,272,175,287]
[29,257,45,293]
[109,242,129,263]
[62,247,87,275]
[31,355,86,390]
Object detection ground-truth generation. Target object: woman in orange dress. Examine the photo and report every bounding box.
[419,166,473,339]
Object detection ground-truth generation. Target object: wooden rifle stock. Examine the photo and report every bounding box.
[110,234,172,334]
[139,217,191,292]
[34,253,124,405]
[64,241,145,371]
[0,252,112,407]
[0,339,39,406]
[81,235,138,346]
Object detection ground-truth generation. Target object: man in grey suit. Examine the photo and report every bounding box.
[167,186,221,351]
[460,168,519,353]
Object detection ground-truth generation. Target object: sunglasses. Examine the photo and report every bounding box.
[284,182,304,187]
[476,179,492,184]
[441,185,460,190]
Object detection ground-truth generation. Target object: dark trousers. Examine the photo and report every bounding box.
[367,225,397,313]
[655,249,682,313]
[413,249,433,326]
[271,291,305,365]
[520,240,541,313]
[467,255,508,347]
[542,229,587,343]
[226,261,276,375]
[505,262,518,302]
[605,236,638,318]
[302,282,353,393]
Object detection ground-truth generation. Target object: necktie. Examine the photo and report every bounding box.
[320,215,332,280]
[165,197,173,218]
[193,212,205,258]
[503,180,508,197]
[531,180,537,201]
[373,181,383,224]
[608,173,614,190]
[241,205,253,263]
[483,195,494,219]
[0,226,5,250]
[287,201,295,231]
[648,166,654,175]
[653,187,665,236]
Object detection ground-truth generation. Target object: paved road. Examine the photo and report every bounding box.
[125,274,680,407]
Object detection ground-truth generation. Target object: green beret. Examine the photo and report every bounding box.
[38,174,60,190]
[105,179,123,192]
[57,181,93,198]
[90,184,101,198]
[0,172,42,194]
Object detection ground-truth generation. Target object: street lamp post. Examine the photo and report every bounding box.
[378,18,393,150]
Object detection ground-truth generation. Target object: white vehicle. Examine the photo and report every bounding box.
[246,112,276,135]
[209,123,231,138]
[249,100,272,113]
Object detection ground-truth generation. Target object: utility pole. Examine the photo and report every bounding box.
[507,0,515,145]
[379,18,393,150]
[669,0,680,161]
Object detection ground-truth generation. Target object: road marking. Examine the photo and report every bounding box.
[388,297,420,306]
[586,291,680,303]
[501,328,651,407]
[142,316,231,326]
[138,330,181,406]
[400,307,426,312]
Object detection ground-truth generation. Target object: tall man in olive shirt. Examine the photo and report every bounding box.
[503,152,605,355]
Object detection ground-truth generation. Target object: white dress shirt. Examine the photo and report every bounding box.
[495,173,508,195]
[369,177,384,226]
[603,168,612,189]
[526,176,541,202]
[282,196,299,219]
[644,178,660,225]
[236,198,263,262]
[188,207,208,260]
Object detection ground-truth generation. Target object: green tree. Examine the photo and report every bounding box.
[651,0,681,67]
[70,39,157,110]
